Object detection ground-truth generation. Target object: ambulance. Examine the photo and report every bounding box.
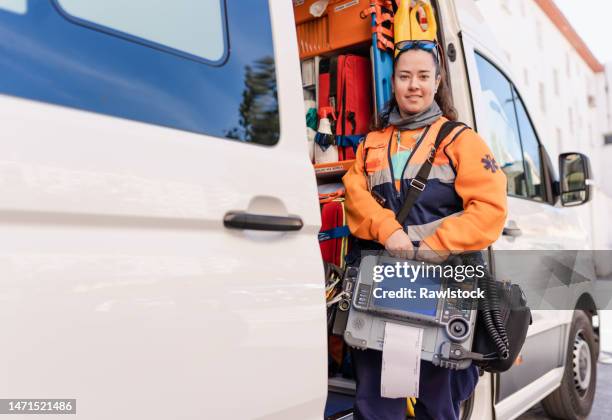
[0,0,599,419]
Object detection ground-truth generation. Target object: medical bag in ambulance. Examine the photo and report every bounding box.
[318,55,372,160]
[319,199,350,267]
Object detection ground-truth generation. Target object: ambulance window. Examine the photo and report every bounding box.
[54,0,227,64]
[474,54,530,198]
[513,89,544,201]
[0,1,278,145]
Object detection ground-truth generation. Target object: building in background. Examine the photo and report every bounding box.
[474,0,612,257]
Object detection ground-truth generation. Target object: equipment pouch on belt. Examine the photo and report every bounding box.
[466,250,531,373]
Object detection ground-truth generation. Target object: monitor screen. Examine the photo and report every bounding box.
[370,262,442,317]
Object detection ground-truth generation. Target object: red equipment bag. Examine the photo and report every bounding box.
[319,200,350,267]
[318,55,373,161]
[336,55,372,138]
[318,71,331,109]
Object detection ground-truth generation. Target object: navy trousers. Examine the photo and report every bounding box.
[352,349,479,420]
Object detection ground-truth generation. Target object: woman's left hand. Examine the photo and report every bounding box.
[415,241,450,264]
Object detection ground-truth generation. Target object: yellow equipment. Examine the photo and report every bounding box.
[394,0,438,57]
[407,396,417,417]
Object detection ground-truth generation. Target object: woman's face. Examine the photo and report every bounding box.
[392,49,441,115]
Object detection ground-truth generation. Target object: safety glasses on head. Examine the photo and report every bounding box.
[394,40,438,54]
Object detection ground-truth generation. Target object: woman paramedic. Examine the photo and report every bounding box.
[342,40,508,419]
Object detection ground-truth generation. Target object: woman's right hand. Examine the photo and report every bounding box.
[384,229,414,259]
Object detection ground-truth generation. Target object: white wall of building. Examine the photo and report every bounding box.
[474,0,612,252]
[602,65,612,196]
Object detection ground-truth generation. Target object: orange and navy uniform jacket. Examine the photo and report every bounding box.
[342,117,508,253]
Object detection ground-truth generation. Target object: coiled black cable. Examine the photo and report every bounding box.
[462,252,510,360]
[484,269,509,359]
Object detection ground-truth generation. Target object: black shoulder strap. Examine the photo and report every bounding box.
[395,121,468,225]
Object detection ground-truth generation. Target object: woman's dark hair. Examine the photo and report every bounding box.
[372,48,458,130]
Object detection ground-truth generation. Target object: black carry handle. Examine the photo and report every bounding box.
[395,121,467,224]
[224,211,303,232]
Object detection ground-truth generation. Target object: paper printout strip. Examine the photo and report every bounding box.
[381,322,423,398]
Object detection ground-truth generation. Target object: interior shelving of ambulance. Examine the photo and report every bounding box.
[293,1,448,418]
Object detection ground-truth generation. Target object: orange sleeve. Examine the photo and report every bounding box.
[422,129,508,252]
[342,141,402,245]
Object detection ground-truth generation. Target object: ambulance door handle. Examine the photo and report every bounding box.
[223,211,303,232]
[502,220,522,237]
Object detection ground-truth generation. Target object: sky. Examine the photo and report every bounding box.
[555,0,612,64]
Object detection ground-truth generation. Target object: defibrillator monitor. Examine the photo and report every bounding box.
[344,254,481,370]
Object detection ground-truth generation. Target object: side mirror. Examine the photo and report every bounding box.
[558,152,592,206]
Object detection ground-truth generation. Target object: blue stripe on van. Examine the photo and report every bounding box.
[0,0,278,144]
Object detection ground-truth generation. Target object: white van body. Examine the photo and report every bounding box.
[0,1,598,419]
[439,2,597,419]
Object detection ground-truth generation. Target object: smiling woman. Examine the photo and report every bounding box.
[393,49,440,116]
[342,39,508,419]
